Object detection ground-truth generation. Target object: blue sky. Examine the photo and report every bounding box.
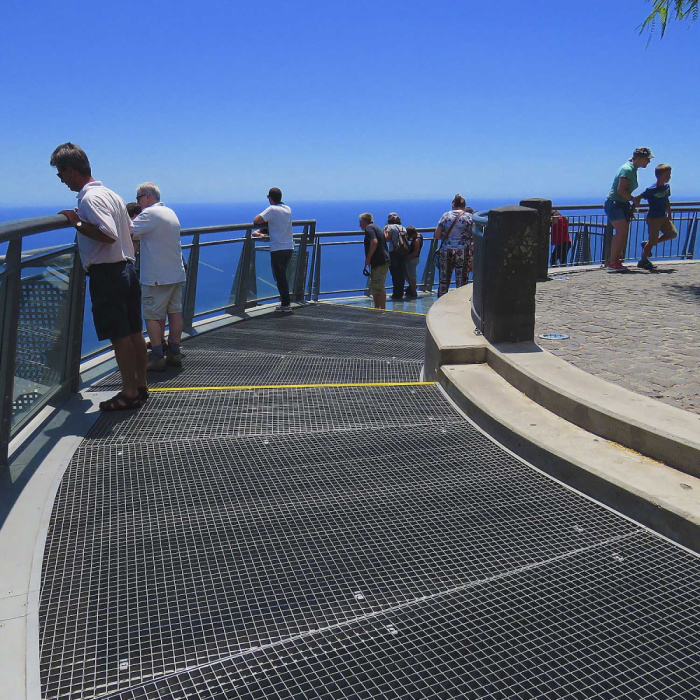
[1,0,698,206]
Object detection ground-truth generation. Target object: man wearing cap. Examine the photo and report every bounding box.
[253,188,294,313]
[604,147,653,271]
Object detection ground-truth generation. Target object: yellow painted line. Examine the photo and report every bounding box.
[318,301,426,317]
[150,381,434,393]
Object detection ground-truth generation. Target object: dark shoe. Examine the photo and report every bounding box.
[390,295,404,300]
[99,392,141,412]
[138,386,149,401]
[641,240,648,251]
[146,352,167,372]
[165,352,182,367]
[637,258,656,270]
[275,305,293,313]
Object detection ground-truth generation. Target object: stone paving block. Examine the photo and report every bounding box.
[535,263,700,415]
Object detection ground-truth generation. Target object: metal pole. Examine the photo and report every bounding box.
[293,223,311,303]
[182,232,200,333]
[602,223,613,266]
[313,243,322,302]
[423,239,438,293]
[63,248,86,394]
[233,228,254,314]
[0,239,22,468]
[306,235,317,301]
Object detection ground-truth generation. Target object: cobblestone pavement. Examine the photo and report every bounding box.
[535,262,700,415]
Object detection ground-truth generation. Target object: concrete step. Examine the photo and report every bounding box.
[439,362,700,553]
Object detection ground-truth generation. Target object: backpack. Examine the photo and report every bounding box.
[393,226,410,257]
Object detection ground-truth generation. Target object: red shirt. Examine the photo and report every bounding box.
[551,215,570,245]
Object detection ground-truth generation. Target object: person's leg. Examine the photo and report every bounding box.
[112,334,141,399]
[550,246,559,266]
[437,250,451,298]
[146,319,164,350]
[373,292,387,309]
[609,219,630,264]
[454,249,466,288]
[389,252,404,299]
[271,249,293,306]
[167,313,183,345]
[130,331,148,390]
[564,241,571,265]
[642,218,662,260]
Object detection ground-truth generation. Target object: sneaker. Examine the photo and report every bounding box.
[637,258,656,270]
[146,352,167,372]
[165,351,182,367]
[275,305,293,313]
[606,261,626,272]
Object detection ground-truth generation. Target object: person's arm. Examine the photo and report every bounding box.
[434,224,444,241]
[253,214,266,226]
[364,238,378,269]
[616,177,635,202]
[407,237,419,259]
[252,209,270,237]
[666,200,672,217]
[59,209,115,244]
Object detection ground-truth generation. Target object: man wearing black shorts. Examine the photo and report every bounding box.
[51,142,147,411]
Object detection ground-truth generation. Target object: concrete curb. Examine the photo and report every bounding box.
[425,284,700,477]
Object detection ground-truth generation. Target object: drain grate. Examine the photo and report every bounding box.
[85,385,459,444]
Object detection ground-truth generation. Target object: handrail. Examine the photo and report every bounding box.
[555,201,700,211]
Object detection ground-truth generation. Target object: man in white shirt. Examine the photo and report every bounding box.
[131,183,187,371]
[51,142,147,411]
[253,187,294,313]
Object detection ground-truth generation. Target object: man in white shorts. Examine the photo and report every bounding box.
[132,182,187,371]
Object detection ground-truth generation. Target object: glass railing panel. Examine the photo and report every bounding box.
[12,251,75,427]
[194,239,243,317]
[248,244,277,303]
[316,240,368,297]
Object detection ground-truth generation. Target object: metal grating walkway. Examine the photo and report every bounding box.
[40,304,700,699]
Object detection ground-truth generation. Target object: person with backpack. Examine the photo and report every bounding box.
[404,226,423,298]
[384,212,409,300]
[434,195,473,298]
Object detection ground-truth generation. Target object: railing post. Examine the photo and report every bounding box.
[182,232,200,333]
[0,239,22,468]
[421,238,438,292]
[602,223,614,266]
[63,249,86,394]
[306,236,317,301]
[293,223,313,303]
[233,228,254,314]
[312,242,322,302]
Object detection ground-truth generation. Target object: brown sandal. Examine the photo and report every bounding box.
[99,392,142,412]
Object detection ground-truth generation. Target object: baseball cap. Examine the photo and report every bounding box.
[633,147,654,159]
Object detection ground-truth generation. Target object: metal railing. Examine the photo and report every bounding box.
[2,199,698,466]
[552,202,700,267]
[306,229,437,301]
[0,215,316,466]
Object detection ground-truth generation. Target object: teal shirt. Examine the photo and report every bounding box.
[608,161,638,202]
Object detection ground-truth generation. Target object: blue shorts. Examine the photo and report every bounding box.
[604,199,631,224]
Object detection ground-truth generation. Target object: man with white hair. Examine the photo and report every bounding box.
[132,182,187,370]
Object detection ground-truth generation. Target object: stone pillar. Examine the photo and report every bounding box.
[480,205,538,344]
[519,197,552,281]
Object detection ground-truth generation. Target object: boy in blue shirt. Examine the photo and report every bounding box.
[635,164,677,271]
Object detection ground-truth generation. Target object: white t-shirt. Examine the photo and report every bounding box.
[259,203,293,251]
[131,202,186,286]
[76,181,135,270]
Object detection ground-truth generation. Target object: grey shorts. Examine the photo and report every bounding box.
[142,283,183,320]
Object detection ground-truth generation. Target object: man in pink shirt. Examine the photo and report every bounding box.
[51,142,147,411]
